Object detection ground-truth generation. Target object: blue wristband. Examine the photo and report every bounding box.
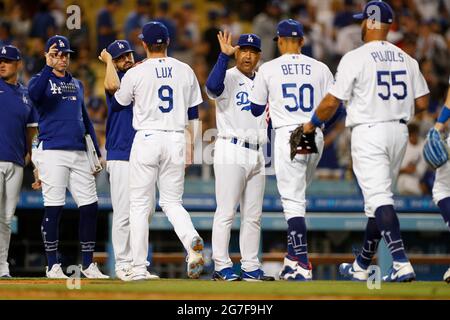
[311,112,324,127]
[437,105,450,124]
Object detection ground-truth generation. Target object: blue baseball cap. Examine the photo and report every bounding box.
[138,21,169,45]
[353,0,394,24]
[273,19,304,41]
[107,40,134,59]
[0,45,21,61]
[237,34,261,52]
[45,35,74,53]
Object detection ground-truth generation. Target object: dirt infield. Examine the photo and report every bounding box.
[0,279,449,300]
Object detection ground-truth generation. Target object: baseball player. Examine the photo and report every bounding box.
[0,45,38,278]
[427,76,450,283]
[98,40,159,281]
[110,22,204,281]
[29,35,109,279]
[206,31,274,281]
[249,19,335,281]
[302,1,430,282]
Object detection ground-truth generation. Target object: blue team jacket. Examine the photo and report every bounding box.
[28,65,101,156]
[105,71,135,161]
[0,79,38,167]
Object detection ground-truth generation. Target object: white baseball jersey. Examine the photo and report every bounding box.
[115,57,203,131]
[250,54,334,128]
[206,67,266,143]
[329,41,429,127]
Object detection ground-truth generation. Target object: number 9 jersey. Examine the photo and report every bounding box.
[329,41,429,128]
[249,53,334,128]
[115,57,203,131]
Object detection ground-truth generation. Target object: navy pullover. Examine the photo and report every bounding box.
[28,65,101,156]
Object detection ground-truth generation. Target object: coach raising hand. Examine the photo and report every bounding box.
[29,35,108,279]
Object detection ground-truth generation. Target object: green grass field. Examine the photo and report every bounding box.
[0,279,449,300]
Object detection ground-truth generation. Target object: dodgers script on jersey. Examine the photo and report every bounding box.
[329,41,429,127]
[250,54,334,128]
[206,67,266,143]
[114,57,202,131]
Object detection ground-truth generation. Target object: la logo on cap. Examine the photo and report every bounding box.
[58,40,65,47]
[292,31,298,36]
[1,47,6,54]
[247,35,253,43]
[118,42,125,49]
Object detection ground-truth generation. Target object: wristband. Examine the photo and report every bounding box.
[311,112,324,127]
[437,105,450,123]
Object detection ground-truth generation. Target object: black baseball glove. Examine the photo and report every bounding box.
[289,125,318,160]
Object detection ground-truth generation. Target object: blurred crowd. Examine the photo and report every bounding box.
[1,0,450,195]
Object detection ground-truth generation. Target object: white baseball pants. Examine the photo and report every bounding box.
[351,121,408,217]
[274,126,324,220]
[0,161,23,275]
[31,144,98,207]
[129,130,199,275]
[212,138,266,272]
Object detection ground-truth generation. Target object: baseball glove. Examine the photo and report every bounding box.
[289,124,318,160]
[423,128,449,169]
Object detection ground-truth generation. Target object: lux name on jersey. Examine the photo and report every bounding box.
[155,67,172,78]
[281,64,312,76]
[371,50,405,63]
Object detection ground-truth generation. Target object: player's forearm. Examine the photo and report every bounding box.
[205,53,229,96]
[28,65,54,103]
[324,103,346,130]
[104,60,121,93]
[312,94,342,126]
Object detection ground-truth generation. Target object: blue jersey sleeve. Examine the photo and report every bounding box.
[206,53,229,97]
[28,65,53,104]
[27,105,39,126]
[188,105,199,120]
[250,102,266,117]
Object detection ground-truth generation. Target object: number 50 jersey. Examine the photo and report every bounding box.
[249,53,334,129]
[329,41,429,128]
[115,57,203,131]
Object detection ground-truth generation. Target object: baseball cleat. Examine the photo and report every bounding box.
[145,271,160,280]
[212,267,240,281]
[241,269,275,282]
[46,263,69,279]
[115,267,133,281]
[339,260,369,281]
[0,274,11,278]
[383,261,415,282]
[443,267,450,283]
[80,263,110,279]
[279,256,312,281]
[187,236,204,279]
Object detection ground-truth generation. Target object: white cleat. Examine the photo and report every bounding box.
[145,271,160,280]
[383,261,415,282]
[187,236,204,279]
[80,263,110,279]
[279,256,312,281]
[339,260,369,281]
[115,267,133,281]
[444,267,450,284]
[46,263,69,279]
